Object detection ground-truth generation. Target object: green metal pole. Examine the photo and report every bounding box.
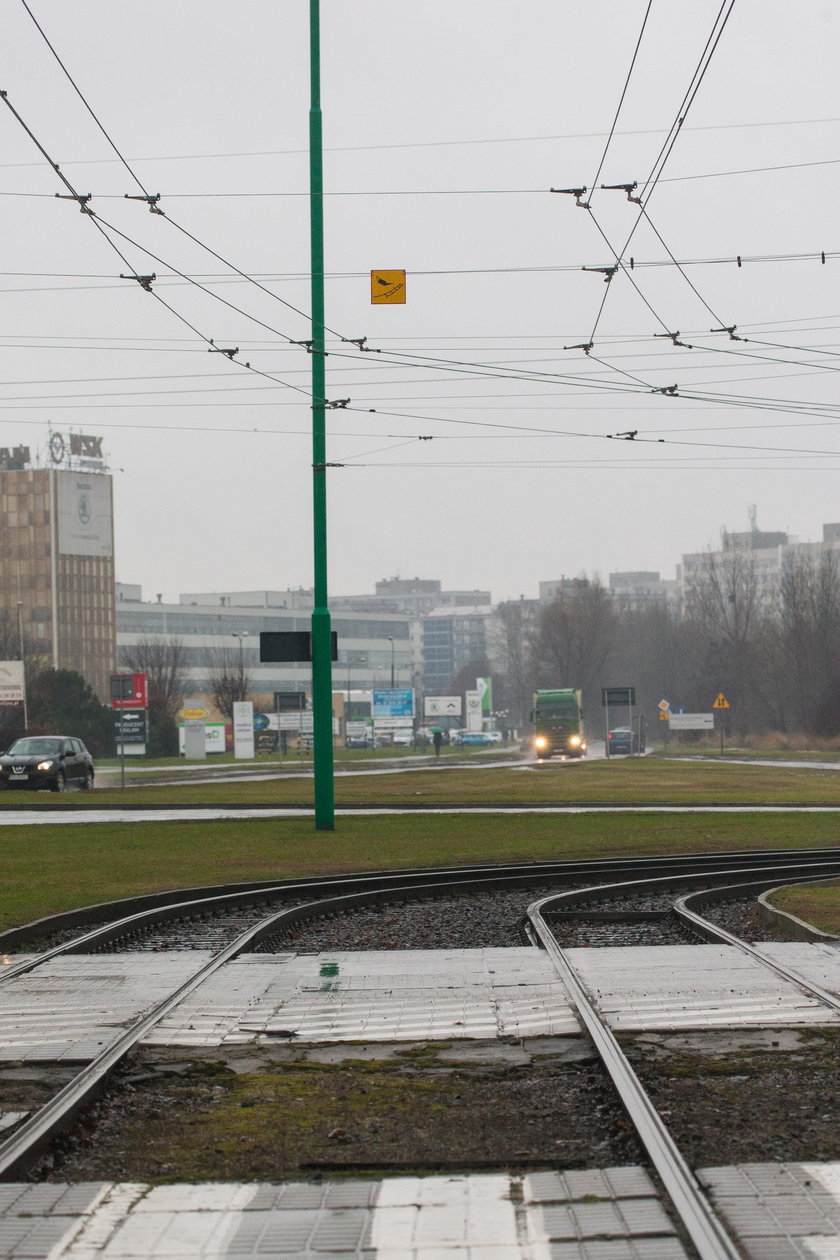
[309,0,334,829]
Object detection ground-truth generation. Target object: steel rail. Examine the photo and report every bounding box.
[674,876,840,1013]
[2,852,839,1180]
[528,894,742,1260]
[5,845,839,958]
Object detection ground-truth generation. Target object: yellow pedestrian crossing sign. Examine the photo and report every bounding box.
[712,693,730,709]
[371,270,406,304]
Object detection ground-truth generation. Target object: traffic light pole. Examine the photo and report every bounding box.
[309,0,335,829]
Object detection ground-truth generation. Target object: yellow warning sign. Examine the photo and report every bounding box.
[371,270,406,304]
[712,693,730,709]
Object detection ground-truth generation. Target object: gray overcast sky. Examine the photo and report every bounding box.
[1,0,839,602]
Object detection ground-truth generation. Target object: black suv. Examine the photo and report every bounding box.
[0,736,94,792]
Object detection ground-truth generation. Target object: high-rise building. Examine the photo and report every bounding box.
[0,435,116,699]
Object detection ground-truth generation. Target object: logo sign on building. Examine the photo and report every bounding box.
[373,688,414,718]
[0,661,25,704]
[669,713,714,731]
[425,696,462,717]
[56,470,113,558]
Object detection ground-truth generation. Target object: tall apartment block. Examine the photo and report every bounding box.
[0,439,116,700]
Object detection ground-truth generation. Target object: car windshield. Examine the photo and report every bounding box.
[7,738,62,757]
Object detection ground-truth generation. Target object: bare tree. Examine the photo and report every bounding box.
[534,577,617,695]
[683,535,773,728]
[206,645,251,721]
[119,636,188,721]
[779,548,840,733]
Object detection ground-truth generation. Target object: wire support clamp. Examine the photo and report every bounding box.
[120,273,156,292]
[600,180,642,204]
[124,193,163,214]
[55,192,93,214]
[550,185,590,208]
[582,265,618,283]
[208,340,239,359]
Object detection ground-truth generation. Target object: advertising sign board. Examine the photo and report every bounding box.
[0,661,25,704]
[669,713,714,731]
[465,689,482,732]
[372,688,414,718]
[114,709,147,755]
[178,723,226,754]
[111,673,148,710]
[56,470,113,558]
[233,701,255,759]
[424,696,462,717]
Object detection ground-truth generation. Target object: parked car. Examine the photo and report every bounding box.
[0,736,94,792]
[607,727,633,755]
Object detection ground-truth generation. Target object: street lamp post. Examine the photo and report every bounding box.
[232,632,249,698]
[16,601,27,731]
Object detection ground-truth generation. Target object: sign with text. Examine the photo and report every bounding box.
[114,708,147,755]
[372,688,414,718]
[669,713,714,730]
[111,673,148,709]
[0,661,25,704]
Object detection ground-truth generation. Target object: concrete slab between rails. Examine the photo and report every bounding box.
[0,1167,689,1258]
[3,945,840,1061]
[565,942,840,1032]
[4,1164,840,1257]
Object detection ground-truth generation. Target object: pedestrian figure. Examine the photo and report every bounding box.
[432,729,442,757]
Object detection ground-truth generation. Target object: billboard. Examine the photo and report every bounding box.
[56,470,113,557]
[425,696,462,717]
[372,688,414,718]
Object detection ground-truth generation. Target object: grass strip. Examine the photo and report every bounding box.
[2,810,840,933]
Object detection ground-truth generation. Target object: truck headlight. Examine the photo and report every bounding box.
[568,735,581,746]
[534,736,548,749]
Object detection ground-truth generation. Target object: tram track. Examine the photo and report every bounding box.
[0,847,839,1256]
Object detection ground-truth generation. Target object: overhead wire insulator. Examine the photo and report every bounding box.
[564,342,594,354]
[325,398,350,409]
[653,384,679,396]
[340,336,367,349]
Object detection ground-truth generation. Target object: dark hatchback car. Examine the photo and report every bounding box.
[0,736,94,792]
[607,726,634,755]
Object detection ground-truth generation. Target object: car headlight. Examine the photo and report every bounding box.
[534,736,548,749]
[36,760,54,771]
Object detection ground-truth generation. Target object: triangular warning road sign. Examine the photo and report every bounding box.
[712,693,730,709]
